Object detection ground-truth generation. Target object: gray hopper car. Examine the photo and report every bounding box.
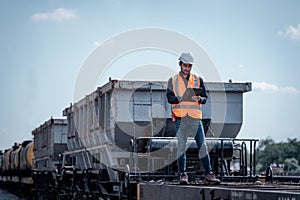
[62,79,251,173]
[32,118,68,171]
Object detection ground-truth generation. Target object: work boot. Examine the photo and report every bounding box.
[179,172,189,184]
[205,172,220,183]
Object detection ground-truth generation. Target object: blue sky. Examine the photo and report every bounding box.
[0,0,300,150]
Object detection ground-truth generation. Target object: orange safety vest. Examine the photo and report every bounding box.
[171,73,202,119]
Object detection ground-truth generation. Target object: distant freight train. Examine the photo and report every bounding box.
[0,140,34,195]
[0,79,253,199]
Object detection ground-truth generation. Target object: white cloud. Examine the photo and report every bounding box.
[31,8,77,21]
[253,82,299,94]
[281,86,300,94]
[253,82,279,92]
[278,24,300,40]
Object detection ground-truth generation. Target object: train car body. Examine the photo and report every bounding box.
[3,148,14,173]
[19,141,34,172]
[59,79,251,195]
[32,118,68,171]
[1,79,299,199]
[0,140,34,194]
[10,145,21,175]
[0,153,2,173]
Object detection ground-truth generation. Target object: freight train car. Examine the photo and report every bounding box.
[0,140,34,195]
[2,79,265,200]
[32,118,68,171]
[31,118,68,198]
[55,79,252,199]
[0,118,68,198]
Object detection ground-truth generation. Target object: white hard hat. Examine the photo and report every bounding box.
[178,52,194,64]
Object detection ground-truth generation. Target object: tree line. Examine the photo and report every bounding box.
[256,137,300,175]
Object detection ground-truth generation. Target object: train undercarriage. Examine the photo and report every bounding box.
[28,137,300,200]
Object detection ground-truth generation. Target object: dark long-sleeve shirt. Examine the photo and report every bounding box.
[166,72,208,105]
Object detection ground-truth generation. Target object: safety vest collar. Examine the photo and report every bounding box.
[172,73,200,96]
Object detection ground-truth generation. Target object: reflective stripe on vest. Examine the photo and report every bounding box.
[172,73,202,119]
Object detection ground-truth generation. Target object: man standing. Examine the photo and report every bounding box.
[166,52,220,184]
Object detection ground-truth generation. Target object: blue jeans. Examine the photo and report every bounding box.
[174,116,212,174]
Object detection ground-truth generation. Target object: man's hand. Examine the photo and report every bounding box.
[192,96,201,102]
